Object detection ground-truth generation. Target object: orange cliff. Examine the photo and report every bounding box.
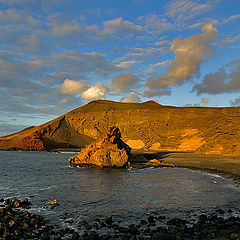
[1,100,240,156]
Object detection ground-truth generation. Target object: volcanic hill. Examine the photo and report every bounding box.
[1,100,240,155]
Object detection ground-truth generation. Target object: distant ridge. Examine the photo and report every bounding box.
[142,100,162,106]
[1,100,240,156]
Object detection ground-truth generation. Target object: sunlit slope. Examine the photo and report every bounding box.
[0,100,240,155]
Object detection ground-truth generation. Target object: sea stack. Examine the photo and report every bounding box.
[69,127,131,168]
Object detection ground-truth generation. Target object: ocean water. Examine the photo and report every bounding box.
[0,151,240,231]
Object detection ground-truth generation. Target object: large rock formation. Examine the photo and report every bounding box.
[1,100,240,156]
[69,127,131,168]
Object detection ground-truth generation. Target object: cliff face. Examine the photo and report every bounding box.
[1,100,240,155]
[69,127,131,168]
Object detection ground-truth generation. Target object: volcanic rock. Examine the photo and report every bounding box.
[69,127,131,168]
[16,131,46,151]
[1,100,240,156]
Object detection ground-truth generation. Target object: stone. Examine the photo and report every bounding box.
[69,127,131,168]
[8,220,15,228]
[72,231,80,240]
[48,199,58,205]
[78,220,92,230]
[105,216,113,224]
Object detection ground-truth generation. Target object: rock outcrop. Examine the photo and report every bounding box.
[69,127,131,168]
[16,131,46,151]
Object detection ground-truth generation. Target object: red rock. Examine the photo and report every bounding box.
[16,131,45,151]
[69,127,131,168]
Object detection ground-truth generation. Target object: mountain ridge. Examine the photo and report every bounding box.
[1,100,240,155]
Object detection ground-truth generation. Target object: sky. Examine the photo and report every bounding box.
[0,0,240,136]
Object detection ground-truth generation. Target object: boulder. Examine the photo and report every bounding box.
[69,127,131,168]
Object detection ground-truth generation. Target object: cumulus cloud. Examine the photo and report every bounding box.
[60,78,87,94]
[193,59,240,95]
[145,23,217,96]
[121,92,140,103]
[81,82,106,101]
[60,79,107,101]
[111,72,139,92]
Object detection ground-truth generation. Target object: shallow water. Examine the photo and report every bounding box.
[0,151,240,230]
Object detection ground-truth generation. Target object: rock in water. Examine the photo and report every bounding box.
[69,127,131,168]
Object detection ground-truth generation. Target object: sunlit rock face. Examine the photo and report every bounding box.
[1,100,240,156]
[69,127,131,168]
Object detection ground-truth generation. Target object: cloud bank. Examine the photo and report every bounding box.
[144,23,217,97]
[111,72,139,92]
[121,92,140,103]
[193,59,240,94]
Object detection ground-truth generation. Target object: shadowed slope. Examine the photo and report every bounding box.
[1,100,240,155]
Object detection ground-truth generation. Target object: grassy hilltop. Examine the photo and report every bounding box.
[1,100,240,156]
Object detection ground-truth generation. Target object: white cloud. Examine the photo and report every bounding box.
[60,78,87,95]
[223,14,240,24]
[121,92,140,103]
[111,72,139,92]
[155,38,170,46]
[81,82,106,101]
[165,0,213,26]
[139,14,174,33]
[115,60,140,69]
[145,23,218,95]
[100,17,143,37]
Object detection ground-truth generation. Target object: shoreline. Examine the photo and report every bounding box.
[154,151,240,181]
[1,149,240,180]
[1,197,240,240]
[129,150,240,181]
[0,198,240,240]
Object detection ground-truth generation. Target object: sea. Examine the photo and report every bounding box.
[1,151,240,233]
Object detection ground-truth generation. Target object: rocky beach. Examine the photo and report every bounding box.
[1,196,240,240]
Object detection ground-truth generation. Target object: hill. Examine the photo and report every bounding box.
[1,100,240,155]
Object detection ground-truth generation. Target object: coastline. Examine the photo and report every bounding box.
[150,151,240,181]
[1,197,240,240]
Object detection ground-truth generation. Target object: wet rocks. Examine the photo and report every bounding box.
[69,127,131,168]
[0,199,52,239]
[3,198,31,209]
[1,197,240,240]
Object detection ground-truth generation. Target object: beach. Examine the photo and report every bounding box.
[156,152,240,181]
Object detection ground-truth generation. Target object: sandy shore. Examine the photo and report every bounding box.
[130,150,240,180]
[155,151,240,180]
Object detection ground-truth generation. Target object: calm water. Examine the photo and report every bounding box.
[0,151,240,230]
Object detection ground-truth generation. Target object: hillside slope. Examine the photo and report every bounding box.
[1,100,240,155]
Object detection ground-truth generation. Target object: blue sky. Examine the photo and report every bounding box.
[0,0,240,136]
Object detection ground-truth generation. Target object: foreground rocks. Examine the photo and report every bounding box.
[1,197,240,239]
[69,127,131,168]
